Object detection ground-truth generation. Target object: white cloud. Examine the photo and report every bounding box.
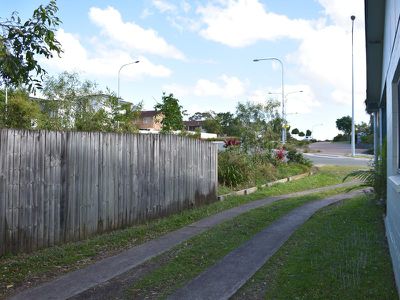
[181,1,191,13]
[288,25,353,89]
[196,0,313,47]
[89,6,185,60]
[285,86,320,115]
[168,15,202,32]
[140,8,153,19]
[163,74,246,99]
[248,84,320,114]
[288,0,366,111]
[162,83,190,98]
[194,75,246,98]
[152,1,200,32]
[44,29,172,79]
[152,0,177,13]
[317,0,364,27]
[193,0,367,116]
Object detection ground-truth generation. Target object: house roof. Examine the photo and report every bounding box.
[364,0,385,113]
[140,110,159,118]
[183,120,204,126]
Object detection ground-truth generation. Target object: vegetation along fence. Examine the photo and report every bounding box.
[0,129,218,255]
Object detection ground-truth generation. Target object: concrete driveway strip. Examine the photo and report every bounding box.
[169,189,367,300]
[9,181,357,300]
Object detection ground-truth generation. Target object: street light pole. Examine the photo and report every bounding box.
[253,57,286,144]
[118,60,140,99]
[351,15,356,156]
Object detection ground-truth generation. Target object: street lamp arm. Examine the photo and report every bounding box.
[285,90,303,97]
[118,61,140,75]
[268,90,303,101]
[118,60,140,98]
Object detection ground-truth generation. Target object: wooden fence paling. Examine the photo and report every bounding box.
[0,129,218,255]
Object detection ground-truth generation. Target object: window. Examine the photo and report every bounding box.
[143,117,152,124]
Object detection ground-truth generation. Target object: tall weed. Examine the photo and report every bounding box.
[218,148,254,187]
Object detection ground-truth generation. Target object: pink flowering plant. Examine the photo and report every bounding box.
[274,147,288,163]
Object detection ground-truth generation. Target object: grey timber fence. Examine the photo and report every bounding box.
[0,129,218,255]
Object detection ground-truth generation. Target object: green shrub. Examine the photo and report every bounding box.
[252,151,274,165]
[361,134,374,144]
[218,146,312,190]
[333,134,349,142]
[218,148,254,187]
[254,163,277,184]
[366,147,374,155]
[0,92,42,129]
[287,149,312,167]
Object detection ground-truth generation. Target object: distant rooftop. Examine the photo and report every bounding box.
[140,110,160,118]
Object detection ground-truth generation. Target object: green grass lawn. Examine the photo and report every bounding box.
[235,195,397,299]
[0,166,361,297]
[128,187,356,299]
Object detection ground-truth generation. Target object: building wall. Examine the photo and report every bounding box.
[382,0,400,92]
[136,114,163,131]
[382,0,400,290]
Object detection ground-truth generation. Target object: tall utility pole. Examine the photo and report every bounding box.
[351,15,356,157]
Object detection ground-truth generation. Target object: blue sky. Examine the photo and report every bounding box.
[1,0,367,139]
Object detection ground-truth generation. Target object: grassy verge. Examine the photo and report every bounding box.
[235,195,397,299]
[219,162,311,195]
[128,187,358,299]
[275,163,310,178]
[0,166,359,296]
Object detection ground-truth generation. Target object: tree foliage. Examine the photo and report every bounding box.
[40,72,99,130]
[306,129,312,137]
[291,128,299,135]
[336,115,352,136]
[234,100,281,152]
[215,112,241,136]
[0,72,142,133]
[355,121,372,135]
[356,120,373,144]
[188,111,212,121]
[203,117,222,134]
[188,111,222,134]
[0,89,41,129]
[0,0,63,91]
[155,93,184,132]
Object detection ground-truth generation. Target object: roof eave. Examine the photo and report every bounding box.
[364,0,385,114]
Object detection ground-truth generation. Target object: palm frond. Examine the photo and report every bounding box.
[343,169,374,186]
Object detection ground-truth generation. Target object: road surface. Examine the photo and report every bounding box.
[304,142,372,167]
[304,153,370,167]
